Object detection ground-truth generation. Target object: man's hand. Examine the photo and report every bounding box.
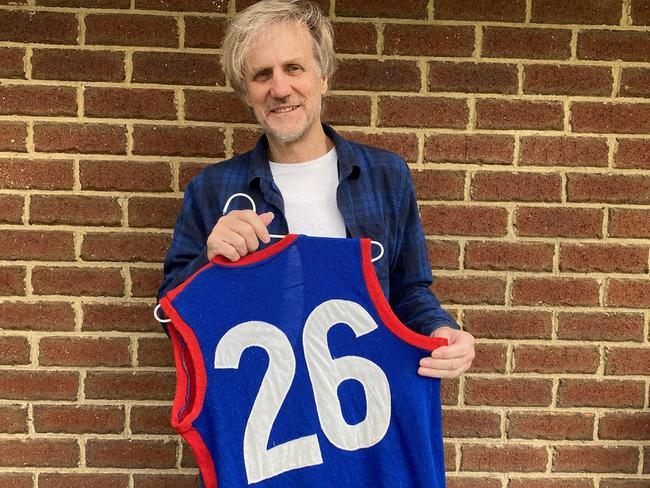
[418,326,475,379]
[207,210,274,261]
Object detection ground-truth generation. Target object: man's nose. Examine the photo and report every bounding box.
[269,71,292,99]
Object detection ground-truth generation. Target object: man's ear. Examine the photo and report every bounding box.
[320,76,328,95]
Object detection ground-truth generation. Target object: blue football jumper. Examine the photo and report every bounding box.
[160,235,447,488]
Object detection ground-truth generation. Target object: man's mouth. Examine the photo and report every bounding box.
[270,105,300,113]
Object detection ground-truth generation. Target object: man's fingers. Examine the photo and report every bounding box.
[417,366,465,379]
[236,210,273,244]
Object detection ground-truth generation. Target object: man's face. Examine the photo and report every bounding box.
[243,22,328,146]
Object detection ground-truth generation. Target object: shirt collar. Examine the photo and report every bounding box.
[246,124,360,187]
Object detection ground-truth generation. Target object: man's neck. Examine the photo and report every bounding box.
[267,124,334,163]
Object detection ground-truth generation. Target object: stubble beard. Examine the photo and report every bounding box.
[260,97,322,145]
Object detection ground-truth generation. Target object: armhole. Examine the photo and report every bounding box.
[360,238,448,351]
[161,297,207,431]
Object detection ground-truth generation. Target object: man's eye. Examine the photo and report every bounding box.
[254,71,271,81]
[288,65,302,72]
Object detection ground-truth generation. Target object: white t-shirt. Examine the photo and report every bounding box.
[269,147,346,238]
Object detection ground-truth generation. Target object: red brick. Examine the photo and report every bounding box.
[79,160,172,192]
[184,90,253,123]
[508,412,594,440]
[340,131,419,161]
[322,95,372,126]
[130,267,163,297]
[0,159,74,190]
[429,61,517,94]
[130,405,175,434]
[232,128,262,157]
[132,52,224,86]
[384,25,474,57]
[30,195,122,226]
[421,205,508,236]
[469,343,507,373]
[0,371,78,400]
[38,0,130,6]
[476,99,564,130]
[560,243,648,273]
[426,134,514,165]
[442,409,501,438]
[133,474,199,488]
[600,480,650,488]
[461,444,548,472]
[39,473,129,488]
[0,47,25,78]
[558,312,644,341]
[135,0,226,12]
[572,102,650,134]
[0,122,27,152]
[0,336,30,365]
[472,171,561,202]
[33,404,124,434]
[39,336,130,367]
[445,442,456,471]
[86,14,178,47]
[137,336,173,367]
[85,371,174,401]
[0,195,23,225]
[412,169,465,200]
[34,123,126,154]
[554,446,639,473]
[619,68,650,97]
[514,345,599,374]
[184,16,226,48]
[515,207,603,238]
[520,136,609,167]
[332,59,421,91]
[33,266,124,297]
[432,277,506,305]
[524,64,612,96]
[531,0,622,24]
[0,85,77,116]
[616,139,650,169]
[599,413,650,440]
[81,232,171,262]
[442,378,459,405]
[569,174,650,204]
[436,0,526,21]
[333,22,377,54]
[511,479,594,488]
[133,125,225,157]
[336,0,426,18]
[578,30,650,62]
[128,197,182,229]
[82,302,159,332]
[558,379,645,408]
[465,378,553,406]
[0,439,79,467]
[0,301,75,331]
[0,266,25,296]
[607,279,650,308]
[85,87,176,120]
[86,439,176,468]
[0,230,75,261]
[426,240,460,269]
[447,477,502,488]
[606,347,650,375]
[483,27,572,59]
[632,0,650,24]
[0,405,28,434]
[512,277,600,306]
[379,96,468,129]
[609,208,650,238]
[464,310,552,339]
[0,11,77,44]
[32,49,125,82]
[465,241,554,272]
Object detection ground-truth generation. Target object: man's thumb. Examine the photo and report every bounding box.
[260,211,274,226]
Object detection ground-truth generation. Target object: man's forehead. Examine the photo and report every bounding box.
[245,21,314,66]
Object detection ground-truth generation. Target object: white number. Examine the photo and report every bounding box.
[213,300,392,484]
[214,321,322,484]
[303,300,391,451]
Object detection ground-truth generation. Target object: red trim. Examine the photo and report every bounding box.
[361,239,448,351]
[211,234,299,267]
[161,297,218,487]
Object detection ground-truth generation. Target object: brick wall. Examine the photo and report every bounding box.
[0,0,648,487]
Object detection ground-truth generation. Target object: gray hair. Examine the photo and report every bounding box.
[221,0,336,99]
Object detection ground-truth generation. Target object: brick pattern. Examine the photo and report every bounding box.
[0,0,648,486]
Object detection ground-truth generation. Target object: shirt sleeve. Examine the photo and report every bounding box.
[156,178,211,333]
[388,164,460,336]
